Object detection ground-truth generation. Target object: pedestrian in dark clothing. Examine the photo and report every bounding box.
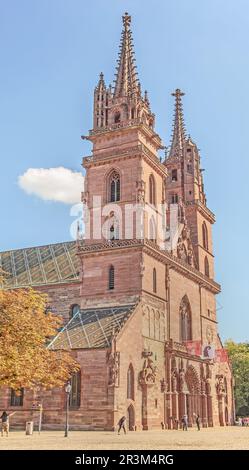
[196,414,201,431]
[182,414,188,431]
[117,416,126,434]
[1,411,16,437]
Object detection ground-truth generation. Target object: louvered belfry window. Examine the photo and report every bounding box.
[109,265,115,290]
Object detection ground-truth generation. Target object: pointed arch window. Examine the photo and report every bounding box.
[153,268,157,293]
[202,222,208,250]
[109,171,120,202]
[180,296,192,341]
[127,363,135,400]
[204,256,210,277]
[114,111,121,123]
[171,194,178,204]
[172,169,178,182]
[149,174,156,205]
[109,265,115,290]
[69,371,81,408]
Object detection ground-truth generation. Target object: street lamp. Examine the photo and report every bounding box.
[64,382,71,437]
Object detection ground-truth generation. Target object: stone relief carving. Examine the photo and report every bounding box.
[216,375,225,395]
[171,370,178,392]
[160,378,167,392]
[142,294,165,310]
[206,325,214,344]
[136,179,145,203]
[179,368,185,392]
[139,350,157,386]
[107,351,120,387]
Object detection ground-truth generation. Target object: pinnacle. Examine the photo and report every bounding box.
[168,88,187,158]
[113,13,140,98]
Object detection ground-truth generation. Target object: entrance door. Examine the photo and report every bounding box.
[127,404,135,431]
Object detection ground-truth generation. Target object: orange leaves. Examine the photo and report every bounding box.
[0,285,79,390]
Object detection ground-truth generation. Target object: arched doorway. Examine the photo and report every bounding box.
[185,365,201,426]
[127,404,135,431]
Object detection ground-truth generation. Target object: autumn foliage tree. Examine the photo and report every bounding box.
[0,272,79,391]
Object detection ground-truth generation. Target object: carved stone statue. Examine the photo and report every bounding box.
[107,352,120,386]
[177,240,187,262]
[171,371,177,392]
[216,375,225,395]
[139,354,157,385]
[179,369,185,392]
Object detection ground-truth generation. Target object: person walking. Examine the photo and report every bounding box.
[117,415,127,435]
[182,414,188,431]
[1,411,16,437]
[196,414,201,431]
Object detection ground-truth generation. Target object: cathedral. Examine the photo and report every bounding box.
[0,13,234,430]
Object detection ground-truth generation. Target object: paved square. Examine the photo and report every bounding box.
[0,427,249,450]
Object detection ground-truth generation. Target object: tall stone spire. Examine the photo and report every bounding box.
[113,12,140,98]
[169,89,187,158]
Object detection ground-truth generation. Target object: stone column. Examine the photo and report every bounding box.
[201,393,208,427]
[187,394,193,426]
[172,392,179,429]
[218,395,224,426]
[207,395,213,427]
[165,392,173,429]
[141,385,148,430]
[179,392,187,425]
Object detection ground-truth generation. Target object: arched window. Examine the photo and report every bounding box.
[180,296,192,341]
[153,268,157,293]
[149,216,156,242]
[204,256,210,277]
[127,363,135,400]
[109,171,120,202]
[10,388,24,407]
[69,371,81,408]
[109,265,114,290]
[171,194,178,204]
[114,111,121,123]
[70,304,80,319]
[149,174,156,205]
[202,222,208,250]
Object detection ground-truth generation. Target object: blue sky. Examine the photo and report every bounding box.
[0,0,248,342]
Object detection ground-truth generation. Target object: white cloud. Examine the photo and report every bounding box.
[18,167,84,204]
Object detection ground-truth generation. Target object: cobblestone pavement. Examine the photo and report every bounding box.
[0,427,249,450]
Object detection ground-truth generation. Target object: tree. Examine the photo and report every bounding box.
[225,339,249,414]
[0,275,79,391]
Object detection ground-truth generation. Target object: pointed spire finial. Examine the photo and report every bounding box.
[113,13,140,98]
[169,88,187,158]
[122,12,131,27]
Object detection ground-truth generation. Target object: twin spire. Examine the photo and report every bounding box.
[113,12,141,98]
[168,89,187,159]
[94,13,189,152]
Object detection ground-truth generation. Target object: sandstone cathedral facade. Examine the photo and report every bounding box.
[0,13,234,430]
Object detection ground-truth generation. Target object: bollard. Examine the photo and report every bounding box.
[25,421,34,435]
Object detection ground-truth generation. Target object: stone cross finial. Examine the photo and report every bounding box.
[122,12,131,27]
[172,88,185,99]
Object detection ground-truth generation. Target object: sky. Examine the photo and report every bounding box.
[0,0,248,342]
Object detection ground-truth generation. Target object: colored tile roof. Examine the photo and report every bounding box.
[49,304,137,350]
[0,241,79,288]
